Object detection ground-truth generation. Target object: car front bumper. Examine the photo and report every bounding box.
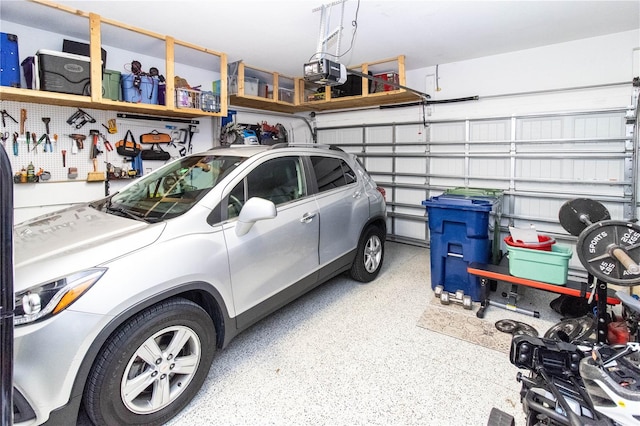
[13,310,107,425]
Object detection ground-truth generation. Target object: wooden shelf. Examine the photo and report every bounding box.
[0,87,220,119]
[1,0,227,119]
[228,56,422,114]
[229,95,308,114]
[302,90,422,111]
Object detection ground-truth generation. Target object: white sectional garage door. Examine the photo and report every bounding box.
[316,96,638,278]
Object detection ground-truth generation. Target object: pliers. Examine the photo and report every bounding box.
[101,133,113,152]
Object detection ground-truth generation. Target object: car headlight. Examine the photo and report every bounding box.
[14,268,106,326]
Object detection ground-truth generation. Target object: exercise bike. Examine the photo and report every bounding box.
[489,199,640,426]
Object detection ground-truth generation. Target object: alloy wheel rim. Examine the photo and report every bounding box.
[364,235,382,273]
[121,325,201,414]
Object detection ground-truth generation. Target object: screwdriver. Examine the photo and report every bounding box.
[62,149,66,167]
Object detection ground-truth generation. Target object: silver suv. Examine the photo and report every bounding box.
[12,144,386,425]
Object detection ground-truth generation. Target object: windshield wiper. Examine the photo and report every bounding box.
[105,205,149,222]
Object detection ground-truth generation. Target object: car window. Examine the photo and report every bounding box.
[310,156,357,193]
[109,154,244,220]
[227,156,306,219]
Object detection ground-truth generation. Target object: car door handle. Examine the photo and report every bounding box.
[352,191,362,198]
[300,212,316,223]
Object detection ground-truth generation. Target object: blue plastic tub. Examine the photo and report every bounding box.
[121,74,158,104]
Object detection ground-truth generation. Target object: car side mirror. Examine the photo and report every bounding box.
[235,197,277,236]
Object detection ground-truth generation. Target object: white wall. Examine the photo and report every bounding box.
[315,29,640,127]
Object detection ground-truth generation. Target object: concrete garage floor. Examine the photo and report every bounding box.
[164,242,562,426]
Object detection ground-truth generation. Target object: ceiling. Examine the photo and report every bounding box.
[2,0,639,77]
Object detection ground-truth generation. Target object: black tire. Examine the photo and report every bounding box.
[350,226,384,283]
[487,407,515,426]
[83,298,216,426]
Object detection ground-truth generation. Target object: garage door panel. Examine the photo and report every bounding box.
[431,123,465,141]
[431,144,465,153]
[431,158,464,174]
[393,219,427,241]
[318,128,363,144]
[395,188,426,204]
[365,127,393,143]
[470,158,510,177]
[396,125,424,141]
[518,118,563,139]
[470,120,511,141]
[366,157,393,173]
[396,158,427,173]
[574,115,625,138]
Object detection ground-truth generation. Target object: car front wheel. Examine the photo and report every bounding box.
[83,298,216,425]
[350,225,385,282]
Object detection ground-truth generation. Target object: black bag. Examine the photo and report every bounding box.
[115,130,141,157]
[141,143,170,161]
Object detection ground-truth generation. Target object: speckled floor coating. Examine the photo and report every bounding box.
[163,242,564,426]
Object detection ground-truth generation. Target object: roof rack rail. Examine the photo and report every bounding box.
[267,143,345,152]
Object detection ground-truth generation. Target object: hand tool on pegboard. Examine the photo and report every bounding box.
[0,132,8,148]
[100,132,113,162]
[19,108,26,134]
[67,134,85,154]
[32,132,39,153]
[12,132,18,155]
[88,129,105,182]
[102,118,117,134]
[42,117,50,135]
[66,108,95,129]
[89,130,102,159]
[61,150,66,167]
[0,110,18,128]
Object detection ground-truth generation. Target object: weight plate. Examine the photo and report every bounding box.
[577,220,640,286]
[512,321,539,337]
[495,319,518,334]
[558,198,610,236]
[544,316,595,342]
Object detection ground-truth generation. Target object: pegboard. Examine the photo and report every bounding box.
[2,100,215,186]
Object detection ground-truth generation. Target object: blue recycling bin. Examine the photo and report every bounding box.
[422,196,492,302]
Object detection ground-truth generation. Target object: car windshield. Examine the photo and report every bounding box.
[107,154,245,221]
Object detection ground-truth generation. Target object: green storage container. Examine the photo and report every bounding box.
[102,69,121,101]
[507,244,573,285]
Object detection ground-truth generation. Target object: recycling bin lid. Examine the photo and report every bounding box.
[422,195,492,212]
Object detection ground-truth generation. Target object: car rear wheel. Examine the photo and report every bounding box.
[350,226,384,282]
[83,298,216,425]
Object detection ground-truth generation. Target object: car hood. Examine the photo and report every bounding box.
[13,204,164,291]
